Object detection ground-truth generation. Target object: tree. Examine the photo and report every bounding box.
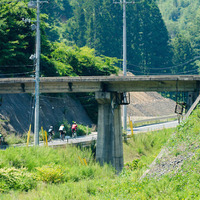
[0,1,35,76]
[127,0,173,75]
[171,34,198,75]
[63,0,173,75]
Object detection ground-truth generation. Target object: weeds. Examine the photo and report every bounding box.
[2,108,200,199]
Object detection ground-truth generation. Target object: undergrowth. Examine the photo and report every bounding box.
[1,108,200,199]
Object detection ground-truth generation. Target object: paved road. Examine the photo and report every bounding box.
[43,133,97,147]
[1,121,178,149]
[130,120,179,134]
[41,121,179,147]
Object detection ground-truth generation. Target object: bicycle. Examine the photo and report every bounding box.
[60,131,65,141]
[72,130,77,139]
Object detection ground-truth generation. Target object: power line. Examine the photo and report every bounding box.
[0,65,34,68]
[0,71,35,76]
[124,56,200,70]
[126,68,199,75]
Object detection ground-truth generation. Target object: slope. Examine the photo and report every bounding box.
[0,94,92,135]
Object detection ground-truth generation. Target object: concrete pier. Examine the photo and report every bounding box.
[95,92,124,172]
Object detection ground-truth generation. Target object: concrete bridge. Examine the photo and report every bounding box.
[1,75,200,172]
[1,75,200,93]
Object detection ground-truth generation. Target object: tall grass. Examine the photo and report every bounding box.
[1,108,200,199]
[124,128,174,164]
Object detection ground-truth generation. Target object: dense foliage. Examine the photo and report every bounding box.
[58,0,173,75]
[0,0,119,78]
[157,0,200,74]
[1,0,200,77]
[0,0,36,76]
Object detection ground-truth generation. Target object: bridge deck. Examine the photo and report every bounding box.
[0,75,199,94]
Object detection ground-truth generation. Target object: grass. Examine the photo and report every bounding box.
[1,108,200,199]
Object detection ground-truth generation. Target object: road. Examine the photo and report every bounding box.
[48,120,179,146]
[131,120,179,134]
[44,120,179,147]
[43,133,97,147]
[0,121,178,149]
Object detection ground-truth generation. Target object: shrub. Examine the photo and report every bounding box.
[77,124,91,136]
[0,167,36,192]
[4,133,26,145]
[36,164,65,183]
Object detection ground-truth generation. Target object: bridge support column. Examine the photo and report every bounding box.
[95,92,123,173]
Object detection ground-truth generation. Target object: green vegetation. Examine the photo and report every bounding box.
[157,0,200,74]
[0,0,199,79]
[2,107,200,199]
[124,128,174,164]
[0,0,119,78]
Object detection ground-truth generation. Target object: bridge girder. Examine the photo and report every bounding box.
[0,75,199,94]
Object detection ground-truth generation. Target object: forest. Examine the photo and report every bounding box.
[0,0,200,78]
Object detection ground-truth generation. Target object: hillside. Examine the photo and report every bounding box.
[128,92,176,119]
[0,94,92,135]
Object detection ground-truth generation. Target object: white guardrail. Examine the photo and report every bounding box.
[131,114,178,124]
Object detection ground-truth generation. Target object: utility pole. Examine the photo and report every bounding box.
[34,0,40,146]
[28,0,47,145]
[113,0,134,133]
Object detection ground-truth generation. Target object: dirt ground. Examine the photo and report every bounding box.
[127,91,176,120]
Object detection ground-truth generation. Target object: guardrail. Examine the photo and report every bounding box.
[131,114,178,124]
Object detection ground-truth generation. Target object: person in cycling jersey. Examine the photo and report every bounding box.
[59,124,65,140]
[71,122,77,138]
[48,126,54,142]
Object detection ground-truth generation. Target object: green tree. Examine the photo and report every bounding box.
[171,34,198,75]
[63,0,173,75]
[0,1,35,76]
[127,0,172,75]
[50,42,119,76]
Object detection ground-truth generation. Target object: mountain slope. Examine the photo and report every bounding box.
[0,94,92,135]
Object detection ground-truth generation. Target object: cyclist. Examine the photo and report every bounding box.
[59,124,65,141]
[48,126,54,142]
[71,122,77,138]
[0,133,3,145]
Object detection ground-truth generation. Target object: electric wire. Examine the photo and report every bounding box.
[0,71,35,77]
[120,55,200,70]
[0,65,34,68]
[126,68,199,75]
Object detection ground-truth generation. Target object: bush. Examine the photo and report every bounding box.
[36,164,65,183]
[77,124,91,136]
[4,133,26,145]
[0,167,37,192]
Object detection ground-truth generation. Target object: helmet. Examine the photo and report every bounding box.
[50,126,53,129]
[74,122,76,124]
